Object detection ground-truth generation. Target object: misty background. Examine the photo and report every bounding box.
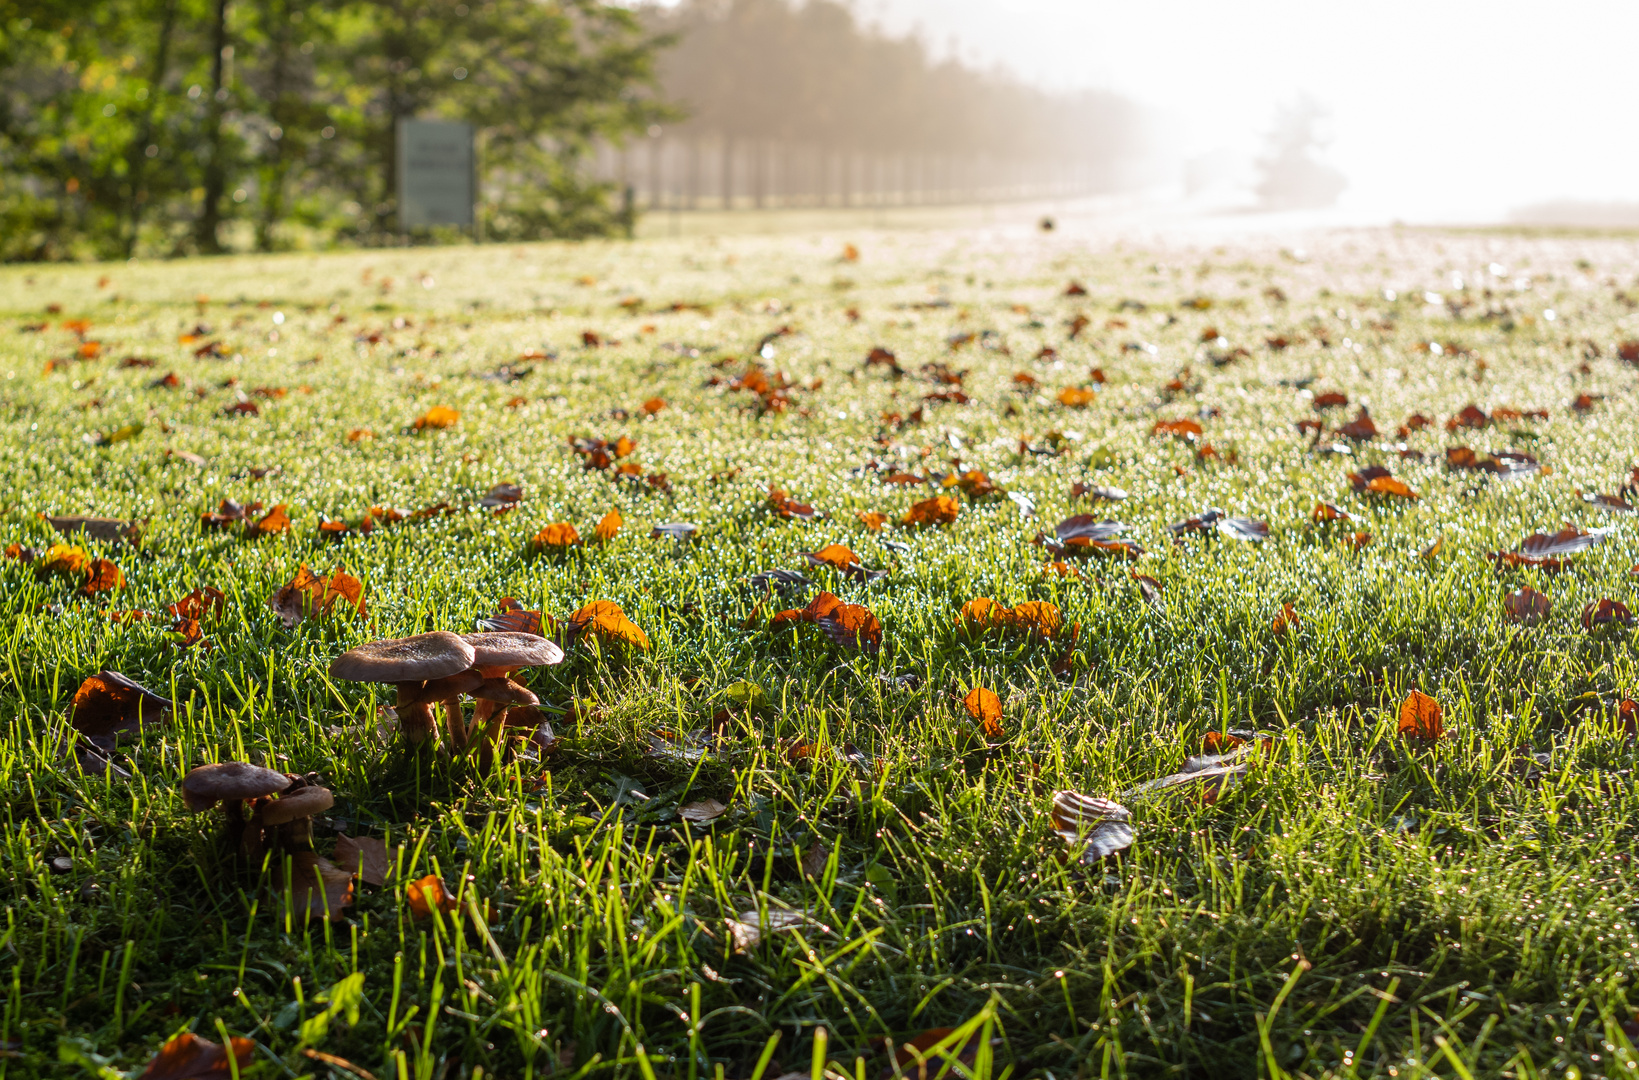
[627,0,1639,227]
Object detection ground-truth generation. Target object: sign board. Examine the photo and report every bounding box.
[396,119,474,228]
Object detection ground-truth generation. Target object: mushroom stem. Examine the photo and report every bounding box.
[442,697,467,752]
[468,699,502,747]
[396,683,439,746]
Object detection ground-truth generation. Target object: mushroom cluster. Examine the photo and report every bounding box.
[180,762,335,859]
[329,630,563,758]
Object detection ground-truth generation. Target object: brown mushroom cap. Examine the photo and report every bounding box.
[464,632,563,670]
[181,762,290,812]
[260,786,335,826]
[472,677,539,706]
[329,632,475,684]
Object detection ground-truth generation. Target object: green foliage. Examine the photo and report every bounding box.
[0,0,671,260]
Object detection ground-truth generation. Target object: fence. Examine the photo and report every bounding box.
[588,136,1122,211]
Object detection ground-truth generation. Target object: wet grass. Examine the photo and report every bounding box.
[1,225,1638,1079]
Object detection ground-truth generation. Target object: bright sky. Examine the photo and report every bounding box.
[865,0,1639,221]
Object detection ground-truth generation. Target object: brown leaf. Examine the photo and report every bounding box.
[1397,690,1444,740]
[1503,587,1551,625]
[642,397,666,415]
[1271,603,1299,635]
[1365,476,1417,499]
[902,495,959,527]
[333,833,393,887]
[1311,502,1352,523]
[168,587,226,621]
[962,686,1005,739]
[81,557,124,595]
[1582,598,1636,630]
[71,670,173,737]
[42,514,143,546]
[137,1032,255,1080]
[1337,408,1378,440]
[269,565,366,629]
[289,852,354,921]
[406,874,459,919]
[1152,418,1202,439]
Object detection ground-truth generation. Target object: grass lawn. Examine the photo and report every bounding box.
[2,221,1639,1080]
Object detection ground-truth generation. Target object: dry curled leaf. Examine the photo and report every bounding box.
[1271,603,1300,635]
[42,514,143,546]
[71,670,173,738]
[247,503,291,537]
[289,852,354,921]
[1050,791,1134,859]
[269,565,366,629]
[1398,690,1444,740]
[1582,598,1636,630]
[679,798,728,824]
[594,509,622,542]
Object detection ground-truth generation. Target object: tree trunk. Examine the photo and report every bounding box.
[720,136,732,210]
[123,0,179,259]
[195,0,230,253]
[254,0,291,252]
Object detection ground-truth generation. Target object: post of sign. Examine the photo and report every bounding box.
[396,118,476,237]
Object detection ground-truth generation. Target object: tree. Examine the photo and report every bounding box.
[1253,97,1347,211]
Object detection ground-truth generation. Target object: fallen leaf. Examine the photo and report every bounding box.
[642,397,666,415]
[679,798,728,824]
[1271,603,1299,635]
[406,874,459,919]
[1056,386,1097,407]
[594,509,622,542]
[167,587,226,622]
[568,600,650,650]
[533,523,580,548]
[413,405,459,430]
[962,686,1005,740]
[902,495,959,527]
[81,557,124,595]
[856,510,887,532]
[71,670,173,738]
[247,504,291,537]
[1398,690,1444,740]
[333,834,393,887]
[269,565,366,628]
[1049,791,1134,859]
[42,514,143,546]
[1311,502,1352,523]
[1582,598,1636,630]
[40,542,92,576]
[1503,587,1551,625]
[1152,418,1203,439]
[136,1032,255,1080]
[1218,517,1269,542]
[1132,572,1163,608]
[1365,476,1418,499]
[289,852,354,921]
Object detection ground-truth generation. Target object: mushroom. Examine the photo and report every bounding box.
[329,632,476,746]
[462,632,562,750]
[259,779,335,850]
[180,762,292,850]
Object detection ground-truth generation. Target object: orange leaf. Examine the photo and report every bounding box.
[594,509,622,541]
[642,397,666,415]
[346,428,373,442]
[963,686,1005,739]
[533,523,581,548]
[248,504,291,536]
[406,874,459,919]
[902,495,959,527]
[414,405,459,430]
[137,1032,255,1080]
[569,600,650,649]
[1057,386,1097,407]
[814,600,882,651]
[40,543,92,576]
[1365,476,1418,499]
[1271,603,1299,635]
[806,544,860,571]
[959,597,1010,632]
[1202,730,1244,753]
[1397,690,1444,740]
[1009,600,1062,638]
[613,435,637,458]
[856,511,887,532]
[82,557,124,595]
[1152,419,1202,439]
